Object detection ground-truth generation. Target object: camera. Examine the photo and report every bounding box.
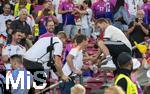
[47,60,57,72]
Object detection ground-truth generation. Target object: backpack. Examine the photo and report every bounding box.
[37,37,58,72]
[47,37,58,72]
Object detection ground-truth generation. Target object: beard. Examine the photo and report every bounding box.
[48,29,54,32]
[18,38,25,46]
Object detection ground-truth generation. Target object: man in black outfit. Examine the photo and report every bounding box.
[11,8,32,37]
[128,10,149,58]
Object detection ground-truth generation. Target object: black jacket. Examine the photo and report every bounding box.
[10,19,31,36]
[116,69,132,93]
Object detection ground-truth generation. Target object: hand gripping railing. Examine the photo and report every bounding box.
[37,74,83,94]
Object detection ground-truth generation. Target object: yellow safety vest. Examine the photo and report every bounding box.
[34,24,39,36]
[115,74,138,94]
[14,3,31,16]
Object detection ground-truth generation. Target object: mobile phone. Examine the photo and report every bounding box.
[135,18,139,22]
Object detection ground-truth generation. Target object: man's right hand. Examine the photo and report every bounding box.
[61,75,71,82]
[74,69,82,75]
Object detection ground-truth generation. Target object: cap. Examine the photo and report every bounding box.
[117,52,132,66]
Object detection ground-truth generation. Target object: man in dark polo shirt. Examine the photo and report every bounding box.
[128,10,149,58]
[11,8,31,37]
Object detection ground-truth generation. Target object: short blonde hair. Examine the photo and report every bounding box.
[104,85,125,94]
[95,18,108,25]
[71,84,86,94]
[57,31,67,39]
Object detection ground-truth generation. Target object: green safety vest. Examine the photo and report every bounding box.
[14,3,31,16]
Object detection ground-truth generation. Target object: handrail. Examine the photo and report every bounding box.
[37,80,63,94]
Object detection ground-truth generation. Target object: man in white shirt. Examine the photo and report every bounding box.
[0,4,14,36]
[125,0,143,21]
[2,29,26,70]
[23,31,69,85]
[95,18,132,72]
[61,34,88,94]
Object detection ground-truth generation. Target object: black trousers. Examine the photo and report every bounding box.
[106,44,132,75]
[23,58,47,86]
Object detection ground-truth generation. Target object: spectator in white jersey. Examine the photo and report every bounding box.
[2,29,26,70]
[0,4,14,37]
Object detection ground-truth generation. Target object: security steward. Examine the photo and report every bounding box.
[115,52,138,94]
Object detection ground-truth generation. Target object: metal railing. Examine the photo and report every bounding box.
[37,80,63,94]
[37,75,83,94]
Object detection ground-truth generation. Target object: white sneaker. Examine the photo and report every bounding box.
[101,60,116,71]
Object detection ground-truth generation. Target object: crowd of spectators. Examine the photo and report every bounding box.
[0,0,149,94]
